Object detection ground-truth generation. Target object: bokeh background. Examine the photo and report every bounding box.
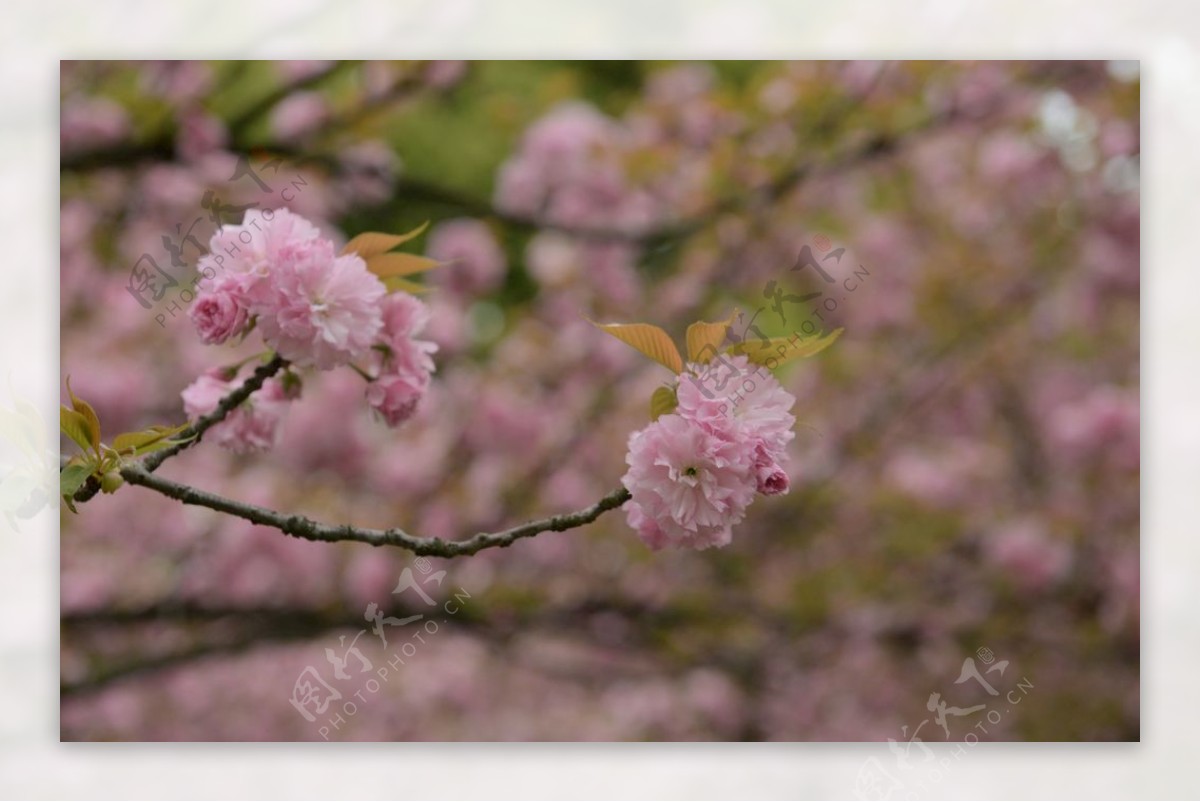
[59,60,1139,742]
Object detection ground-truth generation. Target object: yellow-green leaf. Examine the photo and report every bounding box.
[686,312,737,364]
[65,377,100,452]
[130,437,191,457]
[366,253,440,279]
[60,406,93,453]
[590,321,683,374]
[112,423,190,455]
[730,328,844,368]
[650,386,678,420]
[341,222,430,259]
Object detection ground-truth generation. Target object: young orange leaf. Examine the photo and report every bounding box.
[366,253,440,279]
[590,321,683,374]
[685,311,738,364]
[341,222,430,259]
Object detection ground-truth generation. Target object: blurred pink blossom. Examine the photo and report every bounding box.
[181,370,291,453]
[270,91,330,141]
[427,218,507,296]
[175,110,227,162]
[984,519,1073,592]
[61,96,130,154]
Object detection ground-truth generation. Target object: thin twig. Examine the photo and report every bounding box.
[120,462,630,557]
[140,355,288,474]
[67,356,286,503]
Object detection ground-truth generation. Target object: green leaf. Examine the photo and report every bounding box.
[685,312,737,364]
[59,462,91,501]
[65,377,101,453]
[341,222,430,259]
[366,253,440,279]
[650,386,678,421]
[589,321,683,374]
[729,328,844,368]
[60,406,93,453]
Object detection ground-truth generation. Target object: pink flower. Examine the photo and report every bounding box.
[367,294,438,428]
[376,294,438,376]
[379,292,432,343]
[365,372,425,427]
[197,208,322,300]
[624,500,671,551]
[677,353,796,459]
[621,413,757,550]
[257,246,386,370]
[188,274,251,345]
[181,370,290,454]
[753,446,790,496]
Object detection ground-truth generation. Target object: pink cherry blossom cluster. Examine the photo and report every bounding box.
[622,355,796,551]
[183,209,437,451]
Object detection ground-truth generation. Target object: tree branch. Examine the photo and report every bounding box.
[139,354,289,474]
[119,461,630,557]
[67,355,288,503]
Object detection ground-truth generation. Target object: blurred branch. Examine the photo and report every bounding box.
[314,72,424,135]
[60,604,375,698]
[59,63,355,173]
[60,593,741,698]
[371,106,969,247]
[60,72,966,249]
[227,61,357,140]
